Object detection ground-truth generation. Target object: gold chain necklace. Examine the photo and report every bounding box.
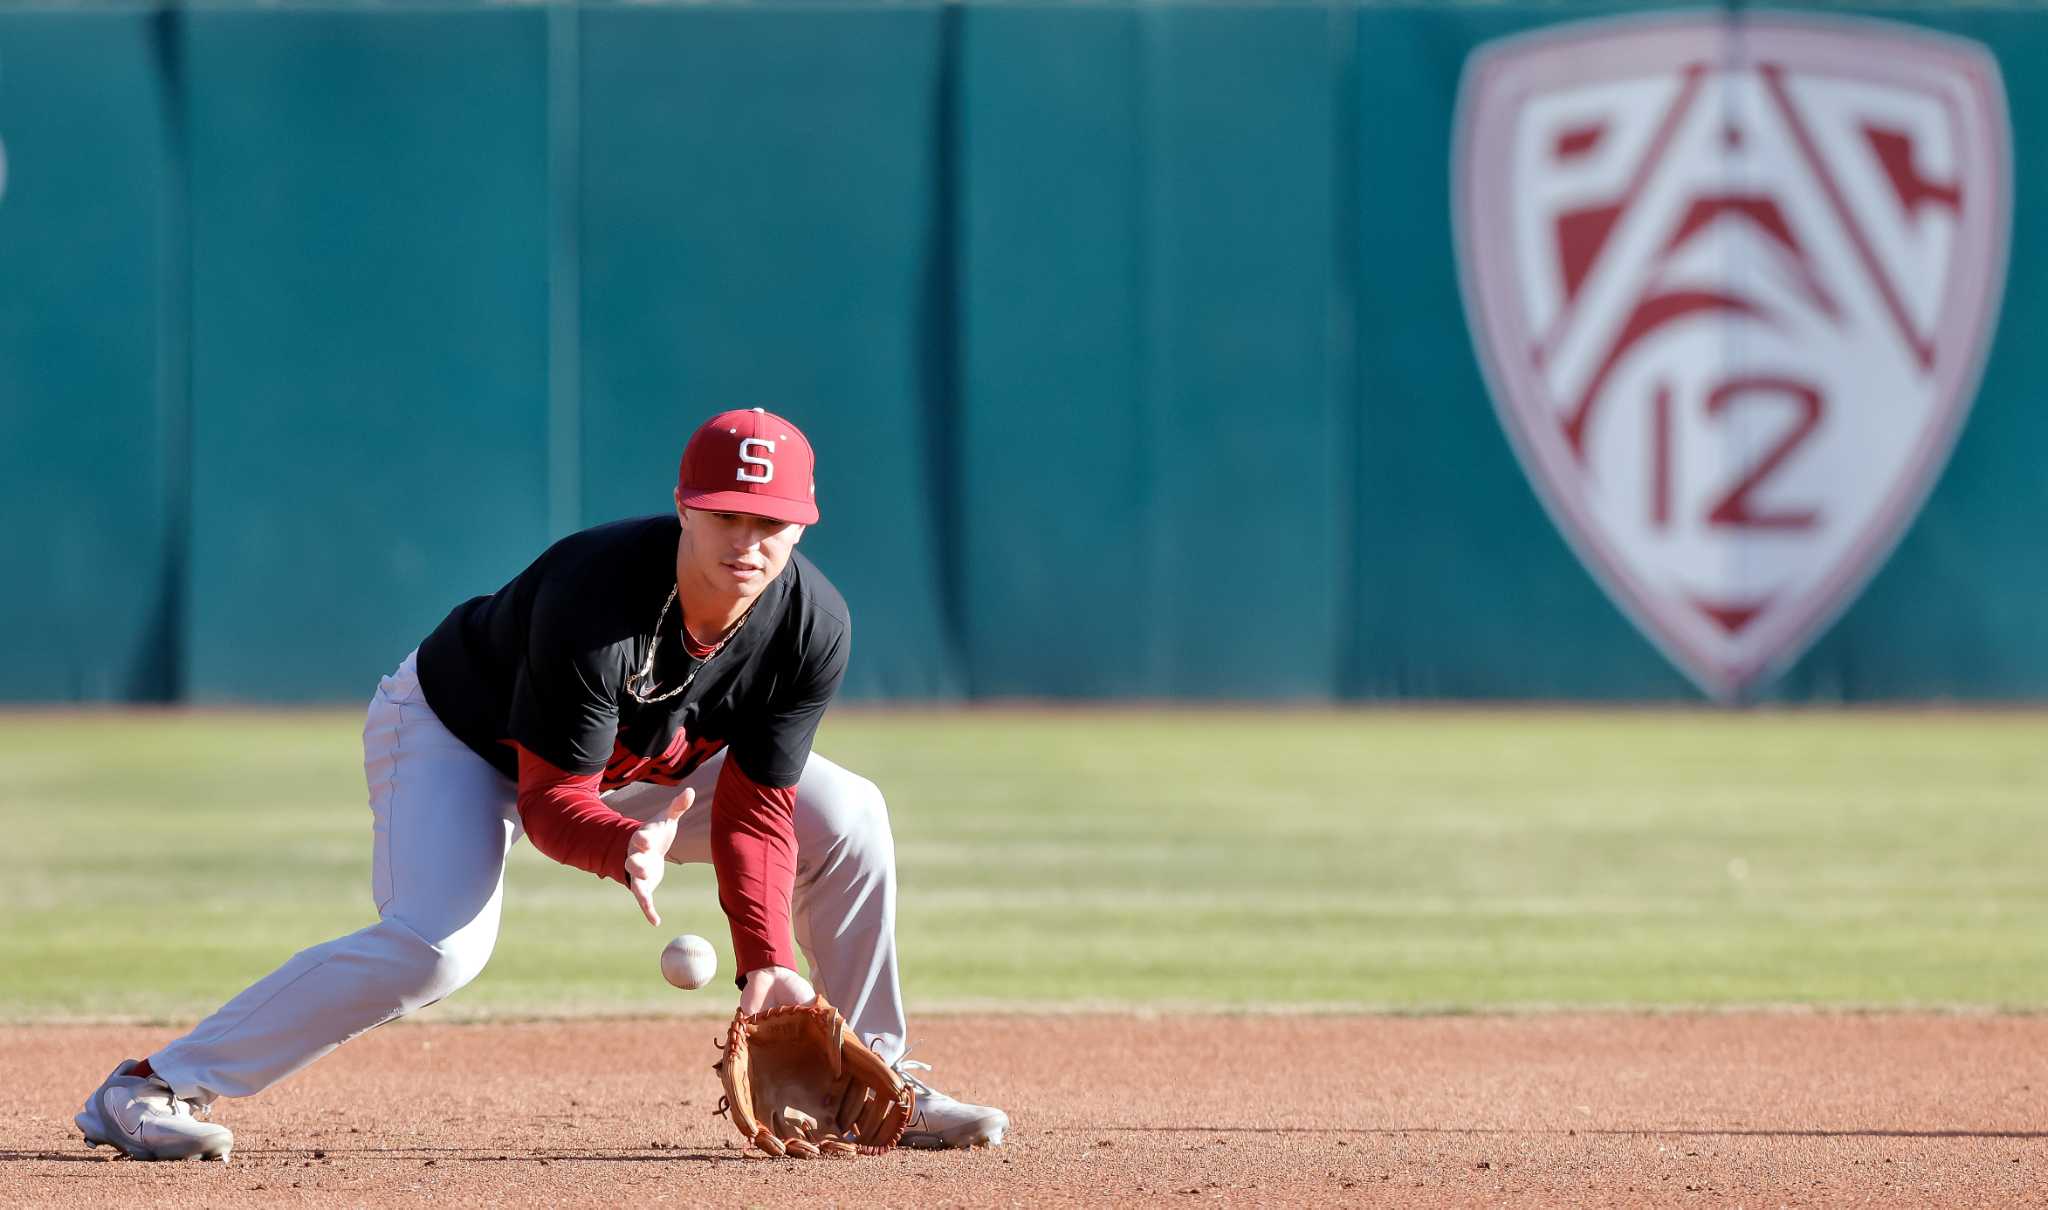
[623,588,750,705]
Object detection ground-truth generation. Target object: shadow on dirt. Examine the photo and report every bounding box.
[0,1148,750,1165]
[1060,1126,2048,1140]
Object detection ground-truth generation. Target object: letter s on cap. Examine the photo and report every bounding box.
[737,438,775,483]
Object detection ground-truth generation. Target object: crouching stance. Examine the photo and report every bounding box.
[78,409,1007,1160]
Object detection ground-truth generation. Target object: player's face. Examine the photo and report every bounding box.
[675,503,804,602]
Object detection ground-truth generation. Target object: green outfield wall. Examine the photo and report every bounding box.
[1,2,2041,704]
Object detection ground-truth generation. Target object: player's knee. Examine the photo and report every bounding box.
[378,920,493,1008]
[812,773,893,854]
[424,940,492,1002]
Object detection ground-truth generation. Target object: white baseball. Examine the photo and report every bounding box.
[660,934,717,990]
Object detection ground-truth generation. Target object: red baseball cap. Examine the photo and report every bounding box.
[676,408,819,525]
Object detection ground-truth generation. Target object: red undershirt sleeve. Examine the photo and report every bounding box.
[513,743,641,885]
[711,757,800,975]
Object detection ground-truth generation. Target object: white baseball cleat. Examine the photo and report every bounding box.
[895,1060,1009,1149]
[75,1060,233,1162]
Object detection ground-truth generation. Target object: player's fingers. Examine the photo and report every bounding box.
[665,787,696,820]
[743,966,805,1014]
[630,877,660,927]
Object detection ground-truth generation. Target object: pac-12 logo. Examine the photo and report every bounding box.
[1454,13,2010,700]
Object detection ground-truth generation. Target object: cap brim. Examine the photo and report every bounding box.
[677,488,818,525]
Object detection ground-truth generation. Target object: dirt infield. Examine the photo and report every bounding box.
[5,1015,2044,1206]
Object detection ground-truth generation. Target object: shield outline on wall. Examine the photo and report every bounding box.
[1452,11,2011,700]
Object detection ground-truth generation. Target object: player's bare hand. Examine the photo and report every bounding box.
[739,965,816,1015]
[624,788,695,926]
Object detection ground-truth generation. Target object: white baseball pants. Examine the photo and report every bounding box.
[148,650,908,1105]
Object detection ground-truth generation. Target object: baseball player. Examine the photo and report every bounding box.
[74,408,1008,1161]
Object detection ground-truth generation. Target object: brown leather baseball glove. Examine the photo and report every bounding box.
[713,995,915,1157]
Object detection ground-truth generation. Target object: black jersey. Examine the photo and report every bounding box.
[415,515,849,789]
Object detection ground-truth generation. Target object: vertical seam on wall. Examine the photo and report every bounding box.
[1330,0,1362,699]
[929,0,969,697]
[547,1,582,541]
[1135,0,1168,695]
[156,6,193,702]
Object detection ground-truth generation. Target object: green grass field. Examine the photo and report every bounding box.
[2,709,2043,1022]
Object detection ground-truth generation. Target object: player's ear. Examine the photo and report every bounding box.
[673,487,686,522]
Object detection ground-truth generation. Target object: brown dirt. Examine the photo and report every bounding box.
[5,1014,2045,1207]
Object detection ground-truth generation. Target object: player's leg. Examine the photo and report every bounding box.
[611,751,1009,1148]
[79,652,520,1159]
